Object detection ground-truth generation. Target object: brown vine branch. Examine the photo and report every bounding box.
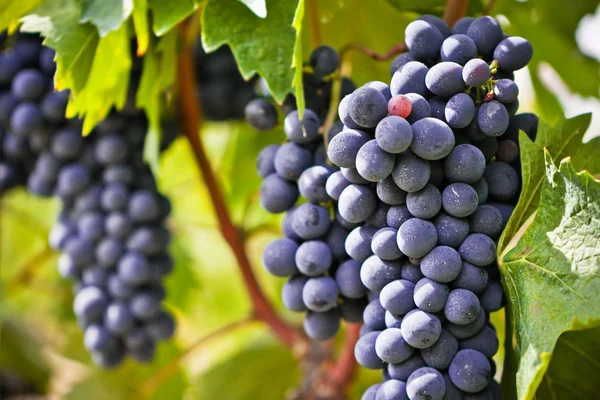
[176,22,306,349]
[443,0,471,27]
[340,41,407,62]
[140,318,256,397]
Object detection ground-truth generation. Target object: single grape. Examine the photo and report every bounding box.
[496,140,519,164]
[493,36,533,72]
[410,118,455,160]
[444,289,481,325]
[274,142,313,180]
[375,116,413,154]
[349,86,388,128]
[407,367,446,400]
[406,184,442,219]
[390,61,429,97]
[477,100,509,137]
[417,15,451,37]
[388,353,427,381]
[57,164,90,197]
[453,16,475,35]
[244,98,277,131]
[355,331,385,369]
[413,278,449,313]
[466,16,503,57]
[336,259,367,299]
[356,140,396,182]
[376,177,407,206]
[445,310,486,340]
[364,298,387,330]
[74,286,108,321]
[462,59,490,87]
[310,45,340,76]
[443,144,486,184]
[372,227,403,261]
[10,102,42,135]
[11,69,47,101]
[345,225,377,261]
[376,379,409,400]
[448,349,491,393]
[493,79,519,103]
[341,167,370,185]
[392,151,431,193]
[326,170,351,201]
[445,93,475,129]
[420,246,463,283]
[375,328,415,364]
[452,262,489,295]
[483,161,519,201]
[327,129,369,168]
[365,81,392,102]
[262,238,299,277]
[95,135,129,165]
[397,218,438,258]
[442,183,479,218]
[256,144,279,178]
[360,255,403,292]
[404,93,431,124]
[469,205,503,238]
[259,173,299,213]
[425,62,464,97]
[387,204,412,230]
[290,203,331,239]
[479,280,504,312]
[284,109,320,144]
[282,275,309,312]
[405,20,445,60]
[338,184,378,223]
[84,324,117,352]
[401,260,425,284]
[295,240,332,276]
[380,279,416,315]
[362,384,382,400]
[401,309,442,349]
[459,325,499,358]
[387,95,413,118]
[302,276,339,312]
[441,34,477,65]
[298,165,333,204]
[458,233,496,267]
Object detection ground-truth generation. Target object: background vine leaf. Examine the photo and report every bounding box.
[0,0,44,32]
[80,0,133,36]
[238,0,268,18]
[202,0,299,103]
[501,151,600,400]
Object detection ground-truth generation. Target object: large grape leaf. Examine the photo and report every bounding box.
[80,0,133,36]
[535,327,600,399]
[202,0,300,103]
[66,23,132,134]
[148,0,198,36]
[500,152,600,400]
[498,114,600,253]
[20,0,99,93]
[0,0,43,31]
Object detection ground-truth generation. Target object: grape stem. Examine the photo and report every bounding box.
[340,41,407,62]
[443,0,471,27]
[176,22,307,350]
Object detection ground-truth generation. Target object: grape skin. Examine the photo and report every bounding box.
[397,218,438,258]
[350,86,389,128]
[448,349,492,393]
[440,34,478,65]
[380,279,416,315]
[338,184,378,223]
[405,20,445,59]
[466,16,503,57]
[392,151,431,193]
[375,328,415,364]
[410,118,455,160]
[375,116,413,154]
[406,367,446,400]
[425,62,465,97]
[493,36,533,72]
[400,309,442,349]
[445,93,475,129]
[356,140,396,182]
[390,61,429,97]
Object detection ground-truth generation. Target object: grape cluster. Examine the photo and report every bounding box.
[194,44,258,121]
[0,34,69,194]
[255,46,369,340]
[321,15,537,400]
[48,110,176,369]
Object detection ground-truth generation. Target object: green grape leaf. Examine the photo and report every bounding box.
[535,327,600,399]
[132,0,150,55]
[498,114,600,253]
[202,0,299,103]
[291,0,305,117]
[20,0,99,93]
[238,0,268,18]
[65,23,132,134]
[138,31,177,173]
[0,0,44,31]
[80,0,133,36]
[148,0,198,36]
[194,340,298,400]
[501,151,600,400]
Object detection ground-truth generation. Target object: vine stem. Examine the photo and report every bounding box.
[176,23,306,349]
[306,0,321,48]
[320,324,361,396]
[443,0,471,27]
[140,318,256,397]
[340,41,407,62]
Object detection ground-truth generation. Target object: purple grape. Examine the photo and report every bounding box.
[380,279,416,315]
[410,118,455,160]
[406,184,442,219]
[466,16,503,57]
[462,59,490,87]
[405,20,445,59]
[442,183,479,218]
[414,278,449,313]
[444,289,481,325]
[493,36,533,71]
[407,367,446,400]
[375,116,413,154]
[391,61,429,96]
[425,62,464,97]
[392,151,431,193]
[445,93,475,129]
[448,349,491,393]
[401,309,442,349]
[441,34,477,65]
[375,328,415,364]
[349,86,388,128]
[397,218,438,258]
[355,331,385,369]
[360,255,403,292]
[356,140,396,182]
